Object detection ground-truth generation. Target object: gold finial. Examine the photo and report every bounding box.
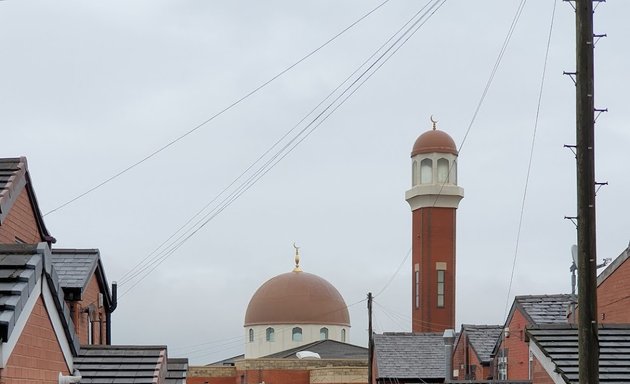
[430,115,438,130]
[293,242,302,272]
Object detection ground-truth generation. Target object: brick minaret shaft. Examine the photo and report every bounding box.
[406,121,463,333]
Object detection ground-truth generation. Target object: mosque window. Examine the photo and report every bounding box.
[248,328,254,342]
[437,269,445,308]
[320,327,328,340]
[266,327,275,342]
[341,329,346,342]
[437,158,449,183]
[292,327,303,342]
[451,160,457,184]
[420,159,432,184]
[412,160,418,185]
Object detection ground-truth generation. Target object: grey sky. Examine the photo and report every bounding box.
[2,0,629,364]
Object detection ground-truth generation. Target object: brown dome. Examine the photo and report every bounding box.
[244,271,350,327]
[411,129,458,157]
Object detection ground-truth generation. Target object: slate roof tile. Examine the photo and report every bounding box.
[51,249,100,291]
[373,332,445,380]
[527,324,630,383]
[461,325,502,363]
[515,294,574,324]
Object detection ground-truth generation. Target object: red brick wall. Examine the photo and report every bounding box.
[0,296,70,383]
[187,377,236,384]
[598,257,630,323]
[411,207,456,332]
[0,188,42,244]
[530,355,554,384]
[496,309,530,380]
[452,335,484,380]
[72,275,107,345]
[452,335,466,380]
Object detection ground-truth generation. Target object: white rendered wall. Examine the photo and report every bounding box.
[244,324,349,358]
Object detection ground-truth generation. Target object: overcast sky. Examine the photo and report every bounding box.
[2,0,629,365]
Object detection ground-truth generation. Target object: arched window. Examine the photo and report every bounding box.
[420,159,433,184]
[341,329,346,342]
[451,160,457,184]
[248,328,254,342]
[266,327,275,342]
[412,160,418,186]
[437,158,449,183]
[320,327,329,340]
[292,327,303,342]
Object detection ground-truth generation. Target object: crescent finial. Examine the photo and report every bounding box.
[293,242,302,272]
[430,115,438,130]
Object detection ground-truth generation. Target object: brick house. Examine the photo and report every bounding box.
[492,294,573,381]
[451,324,502,381]
[596,244,630,323]
[0,157,187,383]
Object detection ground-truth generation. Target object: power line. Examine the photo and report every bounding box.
[42,0,392,217]
[503,0,556,319]
[117,0,448,295]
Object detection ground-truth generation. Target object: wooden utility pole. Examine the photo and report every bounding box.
[575,0,599,382]
[367,292,373,384]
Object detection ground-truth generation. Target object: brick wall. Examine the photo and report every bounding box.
[310,366,367,384]
[496,309,530,380]
[0,188,42,244]
[452,334,485,380]
[71,275,107,345]
[0,296,70,384]
[598,256,630,323]
[530,355,555,384]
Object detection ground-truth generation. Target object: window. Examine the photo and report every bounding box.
[320,327,328,340]
[414,264,420,309]
[437,158,449,183]
[341,329,346,342]
[451,160,457,184]
[292,327,302,342]
[412,160,418,185]
[498,349,508,380]
[437,269,445,308]
[420,159,432,184]
[266,327,275,342]
[248,328,254,342]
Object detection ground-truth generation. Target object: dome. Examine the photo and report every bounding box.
[244,270,350,327]
[411,128,458,157]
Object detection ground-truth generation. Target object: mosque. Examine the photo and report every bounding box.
[188,120,463,384]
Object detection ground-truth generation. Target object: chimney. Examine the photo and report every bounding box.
[443,329,456,382]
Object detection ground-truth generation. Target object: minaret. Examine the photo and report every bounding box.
[406,118,464,333]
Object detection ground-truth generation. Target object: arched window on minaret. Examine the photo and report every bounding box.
[420,159,433,184]
[248,328,254,342]
[412,160,419,185]
[437,158,449,183]
[341,329,346,342]
[266,327,275,342]
[292,327,303,342]
[320,327,329,340]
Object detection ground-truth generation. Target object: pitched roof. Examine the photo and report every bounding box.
[263,339,367,359]
[75,345,188,384]
[165,358,188,384]
[0,157,54,242]
[515,294,573,324]
[527,324,630,383]
[597,245,630,287]
[0,248,43,342]
[0,243,80,354]
[373,332,445,380]
[51,249,99,290]
[461,325,502,363]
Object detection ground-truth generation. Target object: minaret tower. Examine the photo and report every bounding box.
[406,117,464,333]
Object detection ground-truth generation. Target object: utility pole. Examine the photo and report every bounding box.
[575,0,599,382]
[367,292,373,384]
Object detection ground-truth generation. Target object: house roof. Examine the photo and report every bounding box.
[514,294,573,324]
[165,358,188,384]
[207,354,244,366]
[527,324,630,383]
[51,249,99,291]
[0,248,43,342]
[597,245,630,287]
[0,243,79,355]
[461,325,502,363]
[0,157,54,243]
[75,345,188,384]
[263,339,367,359]
[373,332,445,380]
